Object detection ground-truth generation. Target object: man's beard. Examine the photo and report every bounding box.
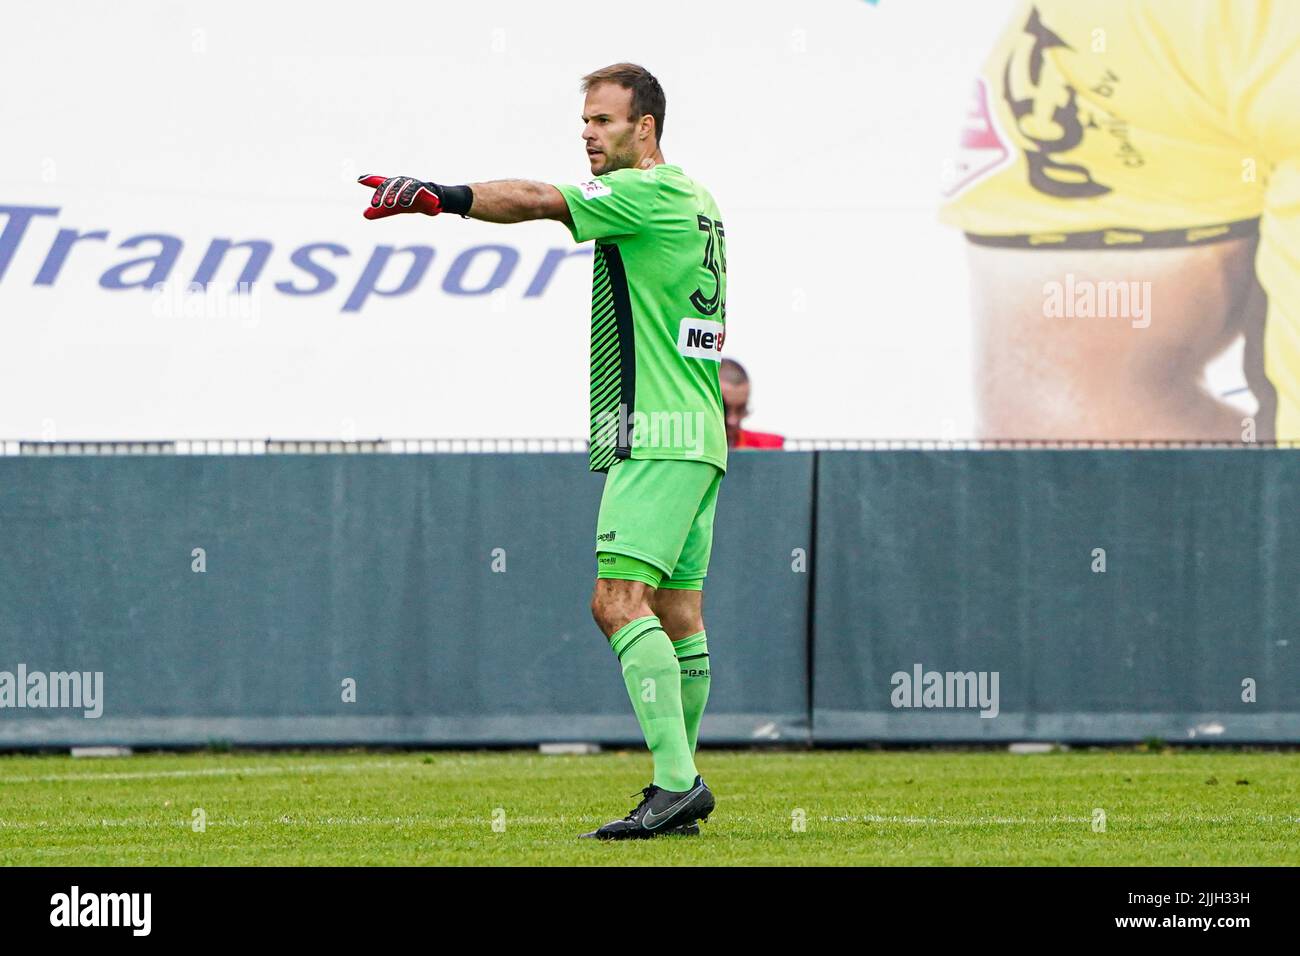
[598,145,636,173]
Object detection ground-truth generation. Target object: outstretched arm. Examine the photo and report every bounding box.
[358,174,571,227]
[464,180,572,225]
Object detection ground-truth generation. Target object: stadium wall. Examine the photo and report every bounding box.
[812,450,1300,742]
[0,450,1295,747]
[0,452,812,747]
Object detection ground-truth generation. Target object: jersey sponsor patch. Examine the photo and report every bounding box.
[578,178,612,200]
[942,77,1014,200]
[677,318,725,360]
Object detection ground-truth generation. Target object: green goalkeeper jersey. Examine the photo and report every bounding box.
[555,164,728,473]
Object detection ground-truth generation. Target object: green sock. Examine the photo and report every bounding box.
[672,631,711,753]
[609,616,697,792]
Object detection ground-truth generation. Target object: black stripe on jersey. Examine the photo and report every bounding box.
[588,244,627,473]
[603,244,637,463]
[964,217,1260,250]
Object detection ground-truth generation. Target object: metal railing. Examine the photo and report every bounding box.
[2,438,589,456]
[4,437,1297,456]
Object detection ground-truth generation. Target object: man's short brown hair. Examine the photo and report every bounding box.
[581,63,666,144]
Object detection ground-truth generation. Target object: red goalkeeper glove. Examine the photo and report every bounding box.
[357,175,474,220]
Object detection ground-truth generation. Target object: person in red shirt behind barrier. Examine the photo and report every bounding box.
[720,359,785,450]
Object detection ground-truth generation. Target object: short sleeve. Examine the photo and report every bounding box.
[939,1,1265,249]
[554,167,661,243]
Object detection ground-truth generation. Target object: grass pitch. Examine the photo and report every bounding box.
[1,748,1296,866]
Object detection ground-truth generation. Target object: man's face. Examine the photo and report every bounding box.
[581,83,641,176]
[720,378,750,448]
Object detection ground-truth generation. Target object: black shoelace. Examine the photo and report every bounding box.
[626,785,658,820]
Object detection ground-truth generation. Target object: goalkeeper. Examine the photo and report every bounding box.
[358,63,727,840]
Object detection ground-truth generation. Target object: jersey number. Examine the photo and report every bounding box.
[690,215,726,317]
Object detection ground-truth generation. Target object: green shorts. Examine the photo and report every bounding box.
[595,458,724,590]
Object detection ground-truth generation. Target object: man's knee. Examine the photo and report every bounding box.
[590,589,617,635]
[591,579,655,638]
[652,590,705,641]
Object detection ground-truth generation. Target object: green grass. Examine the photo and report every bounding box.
[1,749,1297,865]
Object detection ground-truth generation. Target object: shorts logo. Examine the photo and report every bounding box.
[597,530,617,542]
[677,318,725,361]
[599,555,616,566]
[579,179,612,200]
